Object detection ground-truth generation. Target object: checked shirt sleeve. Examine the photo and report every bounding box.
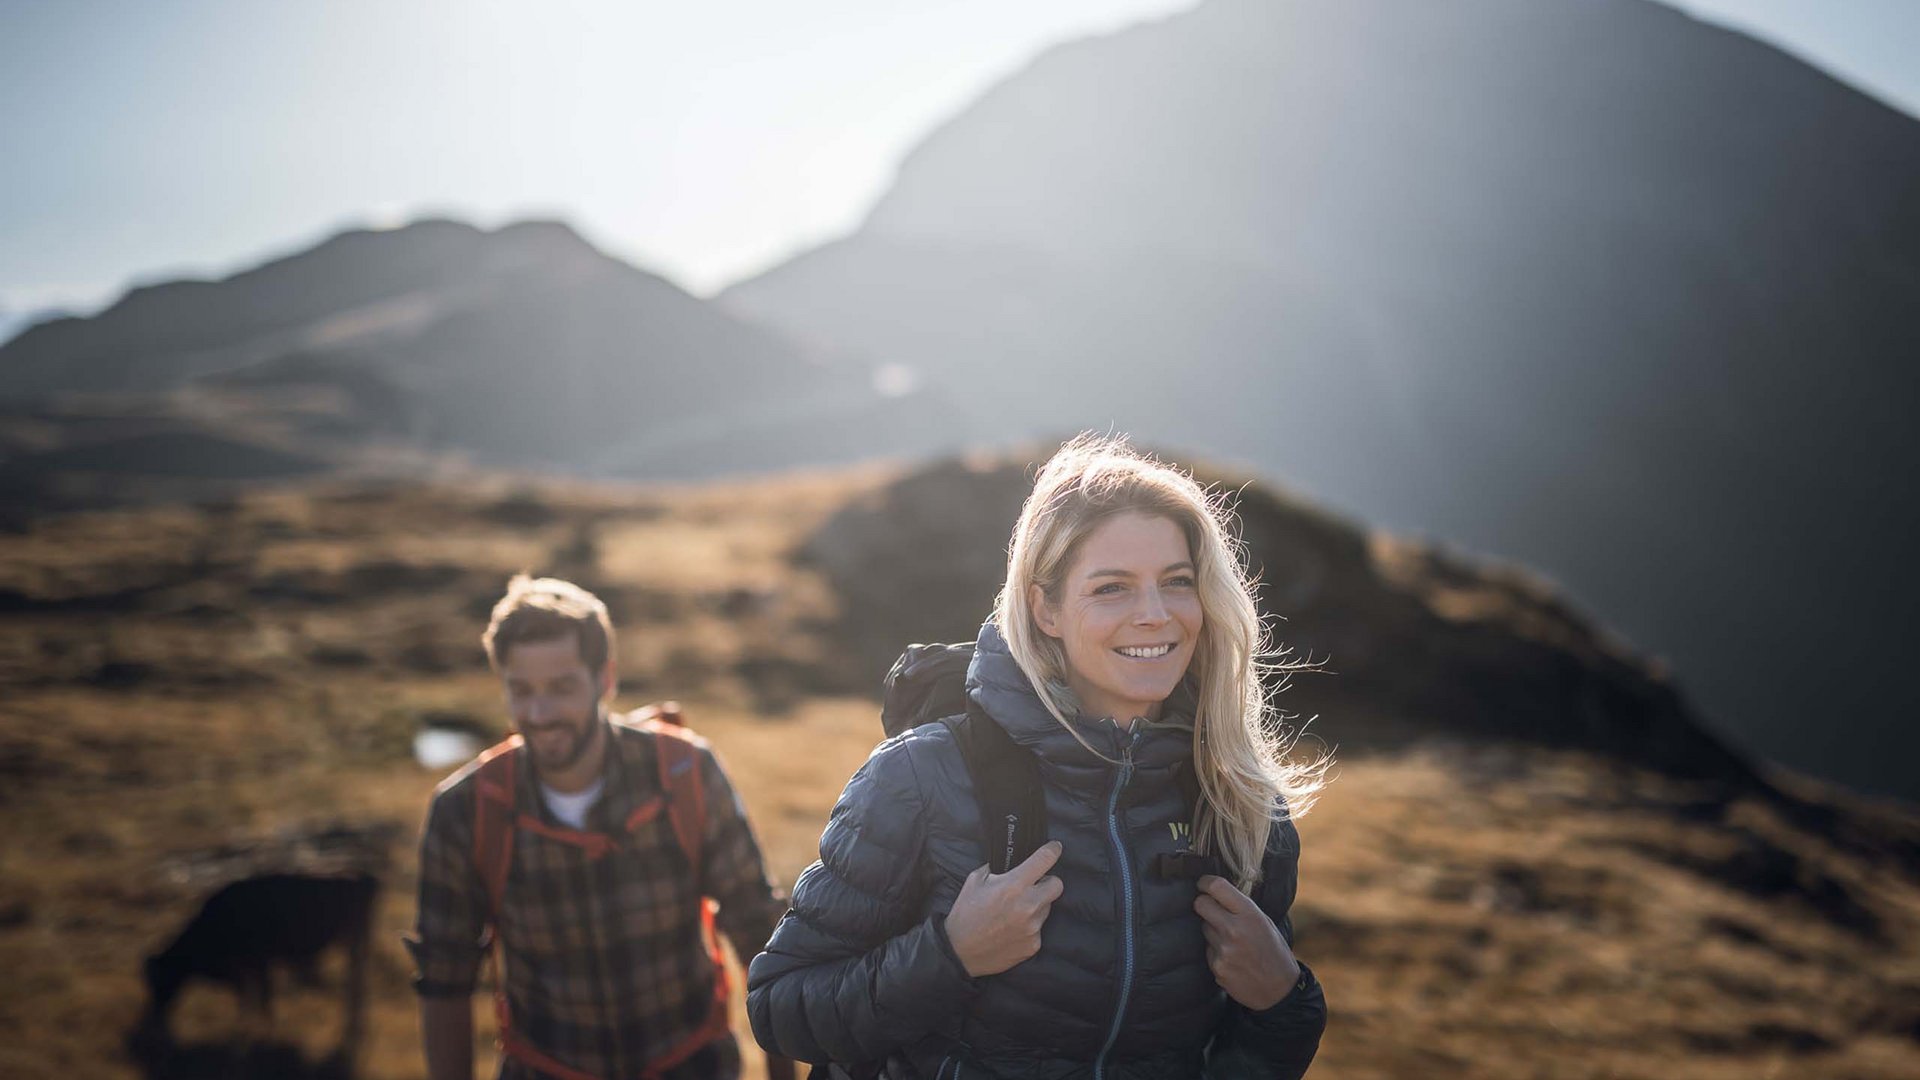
[405,779,490,998]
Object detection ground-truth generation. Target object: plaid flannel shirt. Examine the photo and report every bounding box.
[409,714,785,1080]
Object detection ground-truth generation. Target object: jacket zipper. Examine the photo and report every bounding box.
[1093,726,1143,1080]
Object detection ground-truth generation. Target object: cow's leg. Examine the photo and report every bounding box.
[258,964,278,1042]
[342,936,368,1054]
[228,968,270,1077]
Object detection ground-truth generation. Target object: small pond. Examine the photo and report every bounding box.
[413,726,484,769]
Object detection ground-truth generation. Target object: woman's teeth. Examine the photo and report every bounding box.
[1117,644,1173,659]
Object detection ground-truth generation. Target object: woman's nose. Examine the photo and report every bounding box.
[1134,587,1171,624]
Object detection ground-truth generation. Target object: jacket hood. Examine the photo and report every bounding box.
[966,620,1195,794]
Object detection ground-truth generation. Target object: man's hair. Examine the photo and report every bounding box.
[482,574,615,675]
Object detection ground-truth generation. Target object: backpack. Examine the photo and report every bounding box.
[469,701,731,1080]
[881,644,1222,880]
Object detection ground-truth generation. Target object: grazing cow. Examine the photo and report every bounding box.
[135,871,378,1054]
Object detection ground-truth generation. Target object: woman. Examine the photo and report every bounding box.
[748,435,1331,1079]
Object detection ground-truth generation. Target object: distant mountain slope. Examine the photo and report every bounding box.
[721,0,1920,798]
[0,219,936,480]
[1,219,558,397]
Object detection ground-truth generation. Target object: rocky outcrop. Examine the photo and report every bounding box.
[804,449,1753,785]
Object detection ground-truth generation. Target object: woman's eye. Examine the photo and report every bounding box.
[1093,582,1126,596]
[1166,575,1197,588]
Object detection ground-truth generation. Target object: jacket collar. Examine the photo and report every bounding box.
[965,621,1195,792]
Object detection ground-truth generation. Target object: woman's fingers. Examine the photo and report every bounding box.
[946,847,1068,977]
[1193,892,1230,926]
[1034,874,1065,904]
[1000,840,1062,886]
[1193,878,1299,1011]
[1196,874,1251,914]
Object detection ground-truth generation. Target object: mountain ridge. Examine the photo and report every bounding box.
[0,216,948,490]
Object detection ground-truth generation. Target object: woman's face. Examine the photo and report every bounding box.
[1031,511,1203,723]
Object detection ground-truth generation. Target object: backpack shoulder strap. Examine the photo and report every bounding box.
[470,735,523,921]
[633,703,710,878]
[944,706,1046,874]
[1174,756,1202,824]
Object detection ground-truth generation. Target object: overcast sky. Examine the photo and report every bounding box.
[1,0,1915,325]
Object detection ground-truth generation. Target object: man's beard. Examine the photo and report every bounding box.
[524,707,603,774]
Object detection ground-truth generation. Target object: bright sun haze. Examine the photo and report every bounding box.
[0,0,1913,326]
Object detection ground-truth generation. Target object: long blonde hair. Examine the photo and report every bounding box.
[992,434,1331,891]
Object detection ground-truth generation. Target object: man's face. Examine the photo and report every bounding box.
[501,635,607,775]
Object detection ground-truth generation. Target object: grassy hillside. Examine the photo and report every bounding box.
[1,466,1915,1079]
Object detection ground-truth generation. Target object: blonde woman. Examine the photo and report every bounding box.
[749,435,1330,1079]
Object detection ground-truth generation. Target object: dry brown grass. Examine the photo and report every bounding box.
[1294,747,1920,1078]
[0,470,1915,1079]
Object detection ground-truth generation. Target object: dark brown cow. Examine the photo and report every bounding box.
[135,872,378,1054]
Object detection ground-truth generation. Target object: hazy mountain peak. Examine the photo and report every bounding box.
[723,0,1920,800]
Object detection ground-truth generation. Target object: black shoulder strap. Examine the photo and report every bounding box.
[943,707,1047,874]
[1173,755,1200,816]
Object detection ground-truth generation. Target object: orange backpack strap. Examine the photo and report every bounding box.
[632,701,732,1074]
[471,735,523,920]
[474,735,619,1080]
[632,702,709,875]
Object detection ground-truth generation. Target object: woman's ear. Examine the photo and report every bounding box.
[1030,583,1062,638]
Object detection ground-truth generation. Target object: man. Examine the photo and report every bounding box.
[410,574,790,1080]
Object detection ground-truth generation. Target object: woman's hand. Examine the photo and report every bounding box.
[1195,874,1300,1010]
[944,841,1065,977]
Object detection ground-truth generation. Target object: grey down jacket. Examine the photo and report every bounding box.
[747,622,1327,1079]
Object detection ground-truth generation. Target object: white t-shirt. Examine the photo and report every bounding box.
[540,776,606,829]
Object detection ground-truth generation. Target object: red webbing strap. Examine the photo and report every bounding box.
[641,711,708,875]
[639,711,731,1077]
[478,738,616,1080]
[472,735,523,918]
[471,737,579,1077]
[500,1027,613,1080]
[512,815,619,859]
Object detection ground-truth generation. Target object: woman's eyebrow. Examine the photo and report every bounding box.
[1086,561,1194,579]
